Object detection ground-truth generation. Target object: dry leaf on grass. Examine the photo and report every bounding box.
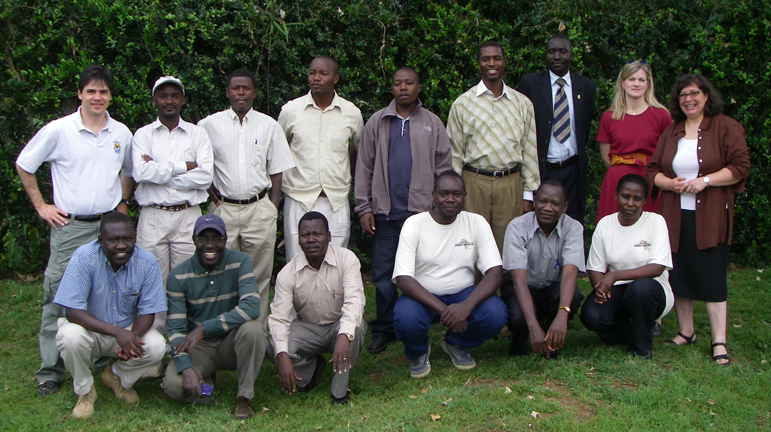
[756,276,762,281]
[526,395,534,400]
[361,416,368,421]
[504,387,512,394]
[261,407,269,412]
[441,398,453,406]
[421,388,427,394]
[408,395,417,399]
[707,400,715,405]
[430,414,441,421]
[531,411,540,418]
[758,269,764,273]
[761,360,768,365]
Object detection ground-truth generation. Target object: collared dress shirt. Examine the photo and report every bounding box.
[16,107,133,215]
[546,70,578,163]
[132,118,213,206]
[278,92,363,212]
[446,80,540,199]
[270,246,365,355]
[54,241,167,328]
[502,212,586,289]
[198,108,295,199]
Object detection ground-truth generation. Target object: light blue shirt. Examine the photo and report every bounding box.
[54,240,167,328]
[547,70,577,162]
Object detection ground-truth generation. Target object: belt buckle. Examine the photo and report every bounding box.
[493,170,505,178]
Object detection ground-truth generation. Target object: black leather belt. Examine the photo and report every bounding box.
[463,165,520,177]
[221,189,267,205]
[546,155,578,169]
[150,203,190,212]
[63,212,112,222]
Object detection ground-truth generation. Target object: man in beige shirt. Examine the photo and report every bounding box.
[278,56,364,260]
[268,211,366,405]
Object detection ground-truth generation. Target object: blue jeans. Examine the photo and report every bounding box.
[393,285,508,359]
[368,219,406,337]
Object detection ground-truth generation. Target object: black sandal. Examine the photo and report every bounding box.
[666,332,696,346]
[711,342,731,366]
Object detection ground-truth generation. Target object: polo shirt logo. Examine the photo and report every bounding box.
[113,141,121,153]
[634,240,652,250]
[455,239,474,249]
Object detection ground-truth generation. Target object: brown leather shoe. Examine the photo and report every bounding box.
[233,396,254,419]
[101,365,139,404]
[72,385,97,419]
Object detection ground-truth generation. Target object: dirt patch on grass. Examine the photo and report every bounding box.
[540,379,595,421]
[609,380,639,390]
[368,372,381,383]
[464,378,519,387]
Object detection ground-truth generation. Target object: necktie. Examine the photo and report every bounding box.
[553,78,570,143]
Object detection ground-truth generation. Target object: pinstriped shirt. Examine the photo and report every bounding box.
[446,80,540,193]
[54,241,167,328]
[198,108,295,199]
[166,248,260,373]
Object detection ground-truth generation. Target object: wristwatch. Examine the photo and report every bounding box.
[342,333,354,342]
[703,176,711,187]
[558,306,571,314]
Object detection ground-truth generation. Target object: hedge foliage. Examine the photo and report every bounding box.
[1,0,769,274]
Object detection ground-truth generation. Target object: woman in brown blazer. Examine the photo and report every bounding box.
[646,74,750,366]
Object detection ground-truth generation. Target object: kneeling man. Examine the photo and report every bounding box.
[54,212,167,419]
[162,214,266,419]
[501,179,584,358]
[269,212,366,405]
[393,170,507,378]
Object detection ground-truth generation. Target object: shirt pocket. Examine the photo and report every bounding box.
[252,138,267,168]
[119,289,140,315]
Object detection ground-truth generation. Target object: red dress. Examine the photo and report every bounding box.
[595,107,671,224]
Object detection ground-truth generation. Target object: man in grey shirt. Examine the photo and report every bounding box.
[501,179,584,358]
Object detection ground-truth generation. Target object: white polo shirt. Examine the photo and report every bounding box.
[132,118,213,206]
[16,107,133,215]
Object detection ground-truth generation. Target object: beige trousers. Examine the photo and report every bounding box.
[56,318,167,395]
[283,195,351,261]
[461,170,524,253]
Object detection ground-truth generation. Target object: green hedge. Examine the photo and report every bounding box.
[1,0,769,274]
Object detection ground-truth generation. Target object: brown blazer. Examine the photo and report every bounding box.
[646,114,750,252]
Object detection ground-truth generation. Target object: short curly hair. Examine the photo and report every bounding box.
[668,73,723,123]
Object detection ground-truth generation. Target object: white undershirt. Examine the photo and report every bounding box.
[672,137,699,210]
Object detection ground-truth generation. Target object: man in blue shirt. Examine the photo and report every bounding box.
[54,212,167,419]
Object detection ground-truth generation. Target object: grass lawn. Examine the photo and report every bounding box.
[0,267,769,431]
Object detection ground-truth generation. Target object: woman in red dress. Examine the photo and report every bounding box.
[595,61,671,225]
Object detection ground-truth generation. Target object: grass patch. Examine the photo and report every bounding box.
[0,267,770,431]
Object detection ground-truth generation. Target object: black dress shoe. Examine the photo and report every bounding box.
[331,390,350,405]
[297,355,326,393]
[37,380,60,396]
[367,334,396,354]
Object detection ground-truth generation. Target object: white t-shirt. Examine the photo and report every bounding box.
[672,137,699,210]
[16,108,133,215]
[392,211,502,296]
[587,211,674,319]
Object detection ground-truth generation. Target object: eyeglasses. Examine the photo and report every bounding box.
[194,235,226,246]
[678,90,702,100]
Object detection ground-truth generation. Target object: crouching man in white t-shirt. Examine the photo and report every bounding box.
[392,170,507,378]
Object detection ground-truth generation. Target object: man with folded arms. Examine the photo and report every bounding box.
[269,212,366,405]
[162,214,266,419]
[16,65,134,396]
[501,179,584,359]
[392,171,507,378]
[54,212,167,419]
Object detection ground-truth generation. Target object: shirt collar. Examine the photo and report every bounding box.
[99,244,133,274]
[531,212,566,238]
[304,91,343,112]
[549,70,572,87]
[150,117,191,132]
[475,80,511,100]
[294,246,339,271]
[227,107,255,123]
[75,106,113,132]
[383,98,422,119]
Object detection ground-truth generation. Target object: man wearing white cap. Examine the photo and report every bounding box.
[132,76,213,289]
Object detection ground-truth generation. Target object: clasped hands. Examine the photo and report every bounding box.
[670,176,707,194]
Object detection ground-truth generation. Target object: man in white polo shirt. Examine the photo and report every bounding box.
[278,56,363,260]
[15,65,134,396]
[132,76,213,290]
[198,69,295,326]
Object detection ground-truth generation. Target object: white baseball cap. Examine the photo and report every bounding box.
[152,76,185,95]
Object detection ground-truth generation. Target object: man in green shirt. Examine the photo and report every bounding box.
[161,214,266,419]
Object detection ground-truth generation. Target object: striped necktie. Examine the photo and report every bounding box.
[553,78,570,143]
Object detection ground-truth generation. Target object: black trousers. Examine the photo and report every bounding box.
[543,161,583,224]
[501,280,584,356]
[580,278,666,358]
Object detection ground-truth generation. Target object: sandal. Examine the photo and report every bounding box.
[666,332,696,346]
[711,342,731,366]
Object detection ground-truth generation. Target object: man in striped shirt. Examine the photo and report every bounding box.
[447,40,540,252]
[162,214,266,419]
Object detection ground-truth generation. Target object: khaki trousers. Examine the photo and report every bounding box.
[161,320,266,400]
[461,170,524,253]
[211,198,277,327]
[38,220,101,383]
[56,318,166,395]
[137,204,200,332]
[283,195,351,261]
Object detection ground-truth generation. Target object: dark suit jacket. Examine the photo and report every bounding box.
[517,70,595,213]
